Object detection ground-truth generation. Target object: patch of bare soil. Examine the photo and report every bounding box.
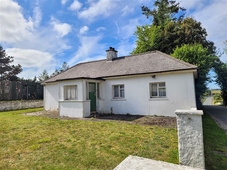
[134,116,177,128]
[24,110,59,118]
[24,111,177,128]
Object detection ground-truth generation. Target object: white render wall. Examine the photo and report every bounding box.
[44,80,90,117]
[98,72,196,117]
[44,83,59,111]
[44,71,196,117]
[59,100,90,118]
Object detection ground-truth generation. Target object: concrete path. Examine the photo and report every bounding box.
[203,97,212,105]
[203,105,227,131]
[114,156,204,170]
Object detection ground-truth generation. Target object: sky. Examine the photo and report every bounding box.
[0,0,226,89]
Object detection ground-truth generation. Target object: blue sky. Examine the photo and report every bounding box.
[0,0,226,89]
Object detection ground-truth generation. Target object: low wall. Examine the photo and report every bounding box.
[0,100,43,111]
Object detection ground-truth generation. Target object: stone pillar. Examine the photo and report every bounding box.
[175,110,205,169]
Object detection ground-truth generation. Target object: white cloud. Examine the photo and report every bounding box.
[6,48,54,68]
[0,0,72,78]
[5,48,55,78]
[120,18,140,40]
[61,0,69,5]
[122,5,134,16]
[115,22,120,35]
[78,0,118,21]
[79,26,89,35]
[33,5,42,27]
[178,0,204,10]
[0,0,34,44]
[51,17,72,37]
[96,27,106,32]
[69,0,82,11]
[189,0,227,62]
[68,35,105,65]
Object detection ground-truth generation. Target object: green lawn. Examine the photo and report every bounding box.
[0,108,178,170]
[203,112,227,170]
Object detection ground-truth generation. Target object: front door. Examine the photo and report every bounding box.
[89,83,96,112]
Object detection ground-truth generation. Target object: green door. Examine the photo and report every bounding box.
[89,83,96,112]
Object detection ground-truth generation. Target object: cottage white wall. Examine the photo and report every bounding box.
[98,72,196,117]
[44,83,59,111]
[58,80,89,117]
[44,80,90,117]
[59,100,90,117]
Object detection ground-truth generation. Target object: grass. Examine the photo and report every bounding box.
[203,112,227,170]
[0,108,178,170]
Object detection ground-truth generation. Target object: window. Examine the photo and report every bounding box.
[64,85,77,100]
[113,85,124,98]
[97,83,100,98]
[150,82,166,98]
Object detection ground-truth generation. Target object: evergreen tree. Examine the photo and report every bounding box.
[0,45,22,81]
[38,70,49,82]
[132,0,216,55]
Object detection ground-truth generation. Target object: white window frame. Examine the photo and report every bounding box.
[150,82,166,98]
[64,85,77,100]
[113,84,125,99]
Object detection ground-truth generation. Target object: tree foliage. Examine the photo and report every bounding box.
[0,45,22,81]
[38,62,70,82]
[132,17,215,55]
[172,44,217,107]
[213,59,227,106]
[133,0,216,55]
[141,0,186,28]
[50,61,70,77]
[38,70,49,82]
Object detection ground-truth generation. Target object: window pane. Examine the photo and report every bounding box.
[65,86,76,100]
[159,88,166,97]
[120,85,124,97]
[120,89,124,98]
[89,83,95,92]
[159,82,165,87]
[70,86,76,99]
[151,84,157,96]
[114,86,119,97]
[67,87,71,99]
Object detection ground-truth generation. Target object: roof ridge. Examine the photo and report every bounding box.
[68,51,158,67]
[76,58,106,65]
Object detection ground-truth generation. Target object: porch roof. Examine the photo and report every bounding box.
[43,51,197,83]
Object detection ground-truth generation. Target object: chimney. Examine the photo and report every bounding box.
[106,47,118,61]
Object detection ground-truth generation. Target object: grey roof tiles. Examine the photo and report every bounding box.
[44,51,197,83]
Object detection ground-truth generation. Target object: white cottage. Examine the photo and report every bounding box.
[42,47,197,118]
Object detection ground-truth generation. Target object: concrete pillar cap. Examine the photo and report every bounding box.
[175,110,203,115]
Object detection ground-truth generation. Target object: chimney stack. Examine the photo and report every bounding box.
[106,47,118,61]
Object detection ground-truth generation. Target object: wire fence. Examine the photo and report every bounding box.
[0,81,43,101]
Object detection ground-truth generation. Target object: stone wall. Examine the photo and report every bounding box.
[175,110,205,169]
[0,100,43,111]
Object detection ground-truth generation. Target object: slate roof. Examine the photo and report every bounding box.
[43,51,197,83]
